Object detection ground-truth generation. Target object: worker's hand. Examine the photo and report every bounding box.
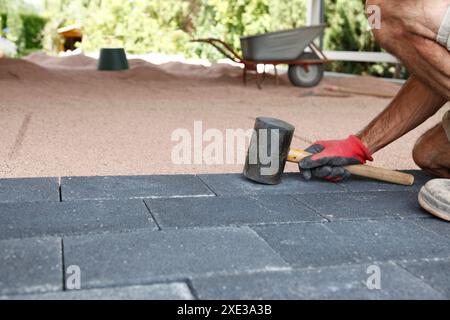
[298,135,373,182]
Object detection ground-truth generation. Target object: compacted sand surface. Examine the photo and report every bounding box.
[0,53,447,178]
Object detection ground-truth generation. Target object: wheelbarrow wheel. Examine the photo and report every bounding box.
[288,53,324,87]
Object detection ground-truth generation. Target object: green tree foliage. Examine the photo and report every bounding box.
[40,0,307,57]
[191,0,306,59]
[0,13,6,32]
[80,0,192,54]
[7,0,396,76]
[3,3,24,53]
[21,14,47,50]
[1,0,47,56]
[323,0,394,76]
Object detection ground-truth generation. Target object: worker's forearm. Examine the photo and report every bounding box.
[357,76,447,154]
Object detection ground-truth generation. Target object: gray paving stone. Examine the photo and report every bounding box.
[253,220,450,268]
[145,195,324,229]
[199,173,344,196]
[192,262,444,299]
[326,220,450,263]
[3,282,194,300]
[0,237,62,296]
[0,200,157,240]
[252,223,357,268]
[63,227,288,289]
[0,177,59,203]
[295,191,428,221]
[2,172,442,298]
[60,175,214,201]
[398,259,450,298]
[412,218,450,241]
[340,170,433,192]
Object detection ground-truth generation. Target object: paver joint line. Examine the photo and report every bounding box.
[196,174,218,197]
[58,179,62,202]
[288,194,331,222]
[61,239,65,291]
[392,261,448,297]
[185,278,200,300]
[142,199,162,231]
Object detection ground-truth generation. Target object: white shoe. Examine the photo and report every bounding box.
[418,179,450,221]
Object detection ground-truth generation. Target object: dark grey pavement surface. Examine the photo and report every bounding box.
[1,171,450,300]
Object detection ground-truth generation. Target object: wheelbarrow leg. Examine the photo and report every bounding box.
[274,65,279,86]
[243,67,247,85]
[255,66,262,90]
[261,64,267,84]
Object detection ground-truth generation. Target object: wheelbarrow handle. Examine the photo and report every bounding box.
[191,38,244,63]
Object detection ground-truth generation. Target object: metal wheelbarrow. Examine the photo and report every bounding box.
[192,25,329,89]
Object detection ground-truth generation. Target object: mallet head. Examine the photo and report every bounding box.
[243,117,295,185]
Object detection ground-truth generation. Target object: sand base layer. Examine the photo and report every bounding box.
[0,52,447,178]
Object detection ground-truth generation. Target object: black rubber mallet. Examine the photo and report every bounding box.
[243,117,415,186]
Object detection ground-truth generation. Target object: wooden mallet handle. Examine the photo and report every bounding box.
[288,148,415,186]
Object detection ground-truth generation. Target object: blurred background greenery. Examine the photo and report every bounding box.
[0,0,399,77]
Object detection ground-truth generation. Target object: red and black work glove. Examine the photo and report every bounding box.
[298,135,373,182]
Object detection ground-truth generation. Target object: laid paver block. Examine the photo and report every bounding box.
[252,223,357,268]
[63,227,289,289]
[192,262,444,299]
[199,173,344,197]
[295,191,427,221]
[145,195,324,229]
[340,170,433,193]
[0,237,62,296]
[398,259,450,298]
[326,220,450,263]
[3,282,194,300]
[60,175,214,201]
[0,200,157,240]
[253,220,450,268]
[0,177,59,203]
[412,219,450,241]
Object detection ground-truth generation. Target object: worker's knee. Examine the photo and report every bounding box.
[413,140,434,171]
[413,124,449,172]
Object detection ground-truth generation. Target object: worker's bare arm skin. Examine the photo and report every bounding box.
[358,0,450,177]
[357,76,446,154]
[357,76,450,177]
[367,0,450,98]
[300,0,450,180]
